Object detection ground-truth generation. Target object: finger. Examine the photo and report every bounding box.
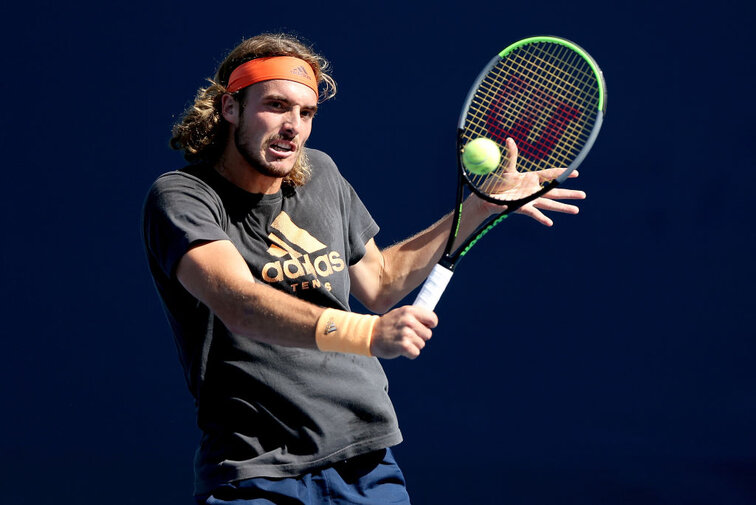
[406,318,433,342]
[531,198,581,214]
[403,344,421,360]
[504,137,518,173]
[400,333,428,359]
[542,188,586,200]
[408,305,438,329]
[534,167,569,180]
[534,167,584,182]
[516,205,553,227]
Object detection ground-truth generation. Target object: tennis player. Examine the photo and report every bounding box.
[142,32,585,504]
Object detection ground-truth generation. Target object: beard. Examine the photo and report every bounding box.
[234,116,305,180]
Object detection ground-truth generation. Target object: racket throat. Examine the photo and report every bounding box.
[438,256,456,271]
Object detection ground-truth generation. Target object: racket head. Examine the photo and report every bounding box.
[458,36,606,205]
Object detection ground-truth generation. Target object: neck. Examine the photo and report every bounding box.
[214,147,283,195]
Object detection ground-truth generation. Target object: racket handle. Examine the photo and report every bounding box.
[413,263,454,311]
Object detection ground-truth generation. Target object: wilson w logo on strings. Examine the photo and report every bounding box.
[483,74,582,163]
[262,211,344,292]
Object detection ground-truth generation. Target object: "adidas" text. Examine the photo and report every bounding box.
[262,251,345,284]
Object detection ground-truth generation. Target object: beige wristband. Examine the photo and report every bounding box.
[315,308,379,356]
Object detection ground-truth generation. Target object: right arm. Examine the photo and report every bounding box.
[176,239,435,359]
[177,239,322,349]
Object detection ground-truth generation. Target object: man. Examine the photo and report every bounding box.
[142,33,585,504]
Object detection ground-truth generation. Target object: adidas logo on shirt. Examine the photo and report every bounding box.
[261,211,344,293]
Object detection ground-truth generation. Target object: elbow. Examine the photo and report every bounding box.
[212,289,263,337]
[222,316,248,336]
[214,309,249,336]
[362,292,397,315]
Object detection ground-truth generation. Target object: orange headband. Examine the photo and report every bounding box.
[226,56,318,97]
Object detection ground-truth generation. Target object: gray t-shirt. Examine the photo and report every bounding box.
[142,149,402,495]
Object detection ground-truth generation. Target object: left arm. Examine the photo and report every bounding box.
[349,211,458,314]
[350,144,586,314]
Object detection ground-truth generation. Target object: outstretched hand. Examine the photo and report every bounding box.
[481,137,586,226]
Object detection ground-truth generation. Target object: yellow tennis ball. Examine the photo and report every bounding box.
[462,138,501,175]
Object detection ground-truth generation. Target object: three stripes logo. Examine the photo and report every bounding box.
[261,211,344,293]
[290,65,313,81]
[324,320,338,335]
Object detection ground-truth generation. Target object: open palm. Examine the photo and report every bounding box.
[483,138,586,227]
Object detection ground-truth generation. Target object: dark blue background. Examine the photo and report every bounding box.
[2,1,755,503]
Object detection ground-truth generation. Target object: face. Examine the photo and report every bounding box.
[230,80,318,179]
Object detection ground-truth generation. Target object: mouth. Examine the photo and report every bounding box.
[268,139,296,157]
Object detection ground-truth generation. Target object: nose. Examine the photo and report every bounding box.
[282,108,302,135]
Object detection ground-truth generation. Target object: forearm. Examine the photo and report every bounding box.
[365,194,492,311]
[216,279,325,348]
[177,240,324,349]
[375,214,453,306]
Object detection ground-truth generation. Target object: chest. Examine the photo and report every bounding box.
[224,196,351,307]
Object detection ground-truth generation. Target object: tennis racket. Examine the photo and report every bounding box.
[413,36,607,310]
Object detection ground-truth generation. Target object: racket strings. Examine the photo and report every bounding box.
[501,45,598,157]
[462,41,600,199]
[486,52,596,161]
[488,52,596,161]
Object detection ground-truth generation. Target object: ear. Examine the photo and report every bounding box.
[221,93,240,126]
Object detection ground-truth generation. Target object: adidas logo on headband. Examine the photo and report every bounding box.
[290,66,313,81]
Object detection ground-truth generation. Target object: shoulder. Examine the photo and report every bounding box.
[146,166,222,206]
[149,166,215,194]
[143,167,228,231]
[306,148,343,181]
[305,147,338,170]
[305,148,351,192]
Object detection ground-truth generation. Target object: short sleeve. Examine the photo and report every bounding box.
[305,149,380,267]
[142,171,231,278]
[342,178,380,266]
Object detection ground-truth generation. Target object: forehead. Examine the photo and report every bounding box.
[246,79,318,107]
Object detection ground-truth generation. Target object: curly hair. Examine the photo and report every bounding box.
[170,33,337,187]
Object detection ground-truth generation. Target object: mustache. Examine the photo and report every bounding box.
[268,133,297,146]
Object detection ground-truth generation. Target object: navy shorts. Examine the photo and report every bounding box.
[197,448,411,505]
